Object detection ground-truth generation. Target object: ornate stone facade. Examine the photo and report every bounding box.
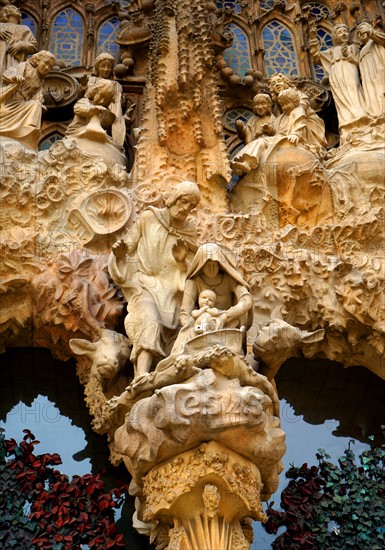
[1,1,385,547]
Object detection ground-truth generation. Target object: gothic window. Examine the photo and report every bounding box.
[224,108,253,131]
[97,17,120,59]
[49,9,84,67]
[262,21,298,76]
[216,1,242,13]
[260,0,274,11]
[39,133,64,151]
[302,2,330,20]
[313,27,333,80]
[21,12,38,37]
[223,25,252,76]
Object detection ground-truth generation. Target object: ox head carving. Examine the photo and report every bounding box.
[69,329,131,392]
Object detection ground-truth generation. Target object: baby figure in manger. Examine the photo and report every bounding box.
[192,289,224,334]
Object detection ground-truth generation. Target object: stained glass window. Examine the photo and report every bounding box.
[224,108,254,131]
[21,12,37,37]
[262,21,298,76]
[216,1,242,13]
[313,27,333,81]
[260,0,274,11]
[302,2,330,20]
[49,9,84,66]
[97,17,120,59]
[223,25,252,76]
[39,133,64,151]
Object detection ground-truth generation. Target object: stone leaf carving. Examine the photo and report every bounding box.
[33,251,124,359]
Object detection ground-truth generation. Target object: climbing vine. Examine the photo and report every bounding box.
[0,428,127,549]
[264,434,385,549]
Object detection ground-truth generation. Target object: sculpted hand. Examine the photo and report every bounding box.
[172,238,188,263]
[112,240,128,260]
[0,30,12,41]
[287,134,299,145]
[2,73,24,85]
[216,312,229,329]
[79,74,89,88]
[235,119,246,136]
[7,43,22,56]
[261,123,274,135]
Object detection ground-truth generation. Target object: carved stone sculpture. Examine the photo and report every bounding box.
[65,78,126,166]
[69,329,131,396]
[357,22,385,119]
[192,289,223,334]
[0,4,38,74]
[232,87,325,177]
[0,50,55,150]
[309,23,367,141]
[231,80,332,229]
[108,181,201,379]
[79,52,128,147]
[253,318,325,380]
[111,346,285,549]
[231,93,276,175]
[171,242,253,355]
[1,3,385,548]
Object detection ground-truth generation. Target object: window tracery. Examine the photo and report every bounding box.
[49,9,84,66]
[97,17,120,59]
[302,2,330,20]
[216,1,242,14]
[224,108,253,131]
[313,26,333,80]
[262,21,298,76]
[39,132,64,151]
[260,0,274,11]
[223,24,252,75]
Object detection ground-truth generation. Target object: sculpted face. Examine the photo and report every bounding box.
[3,5,21,23]
[279,96,296,114]
[97,60,114,79]
[169,194,198,221]
[270,75,288,94]
[253,96,271,117]
[357,23,372,44]
[37,56,55,76]
[199,290,216,307]
[333,25,349,45]
[202,260,220,279]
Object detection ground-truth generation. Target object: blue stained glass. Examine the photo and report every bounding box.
[216,1,242,13]
[302,2,330,20]
[262,21,298,76]
[49,9,84,66]
[313,27,333,81]
[97,17,120,60]
[21,12,37,36]
[224,108,253,131]
[260,0,274,10]
[223,24,252,76]
[39,133,64,151]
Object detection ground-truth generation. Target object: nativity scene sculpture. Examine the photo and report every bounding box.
[0,4,385,550]
[69,183,286,549]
